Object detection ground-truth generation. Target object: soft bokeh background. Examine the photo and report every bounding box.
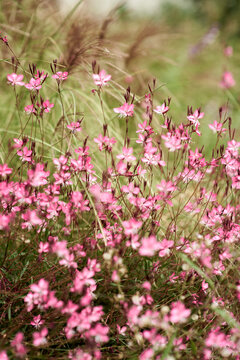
[0,0,239,165]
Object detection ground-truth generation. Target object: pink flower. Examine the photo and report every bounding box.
[92,69,111,87]
[139,235,161,256]
[122,218,142,236]
[158,238,174,257]
[38,242,49,254]
[17,146,32,162]
[11,332,27,358]
[0,214,12,231]
[161,133,182,152]
[27,163,50,187]
[208,121,226,134]
[67,122,82,133]
[42,99,54,113]
[0,164,12,177]
[94,134,116,152]
[0,351,8,360]
[169,301,191,323]
[13,138,25,148]
[21,210,43,230]
[187,109,204,127]
[52,71,68,81]
[7,73,24,86]
[114,102,134,117]
[25,78,42,90]
[140,348,154,360]
[154,103,169,115]
[33,327,48,346]
[202,280,208,293]
[24,104,36,114]
[116,147,136,162]
[34,70,48,81]
[84,323,109,343]
[220,71,235,89]
[117,324,127,335]
[31,315,44,329]
[205,327,230,348]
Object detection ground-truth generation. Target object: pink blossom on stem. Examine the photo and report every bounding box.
[67,122,82,133]
[154,103,169,115]
[17,146,32,162]
[7,73,24,86]
[0,164,12,177]
[169,301,191,323]
[52,71,68,81]
[92,69,111,87]
[187,109,204,135]
[28,163,49,187]
[114,102,134,117]
[208,121,227,134]
[25,78,42,90]
[11,332,27,358]
[31,315,44,329]
[116,147,136,162]
[42,99,54,113]
[24,104,36,114]
[33,327,48,346]
[139,235,161,256]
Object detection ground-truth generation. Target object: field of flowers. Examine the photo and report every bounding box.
[0,1,240,359]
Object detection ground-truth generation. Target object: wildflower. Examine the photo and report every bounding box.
[0,214,12,231]
[0,351,8,360]
[208,121,227,134]
[33,328,48,346]
[116,147,136,162]
[11,332,27,358]
[31,315,44,329]
[0,164,12,177]
[38,242,49,254]
[187,109,204,135]
[21,210,43,230]
[158,238,174,257]
[139,236,161,256]
[52,71,68,81]
[17,146,32,162]
[34,70,48,81]
[114,102,134,117]
[161,133,182,152]
[27,163,50,187]
[7,73,24,86]
[67,122,82,133]
[92,69,111,87]
[122,218,142,236]
[154,103,169,115]
[42,99,54,113]
[13,138,24,148]
[169,301,191,323]
[136,120,153,134]
[220,71,235,89]
[24,104,36,114]
[94,134,116,152]
[117,324,127,335]
[25,78,42,90]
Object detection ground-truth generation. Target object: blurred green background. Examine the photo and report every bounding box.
[0,0,239,166]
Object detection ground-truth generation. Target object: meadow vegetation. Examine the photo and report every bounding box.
[0,1,240,359]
